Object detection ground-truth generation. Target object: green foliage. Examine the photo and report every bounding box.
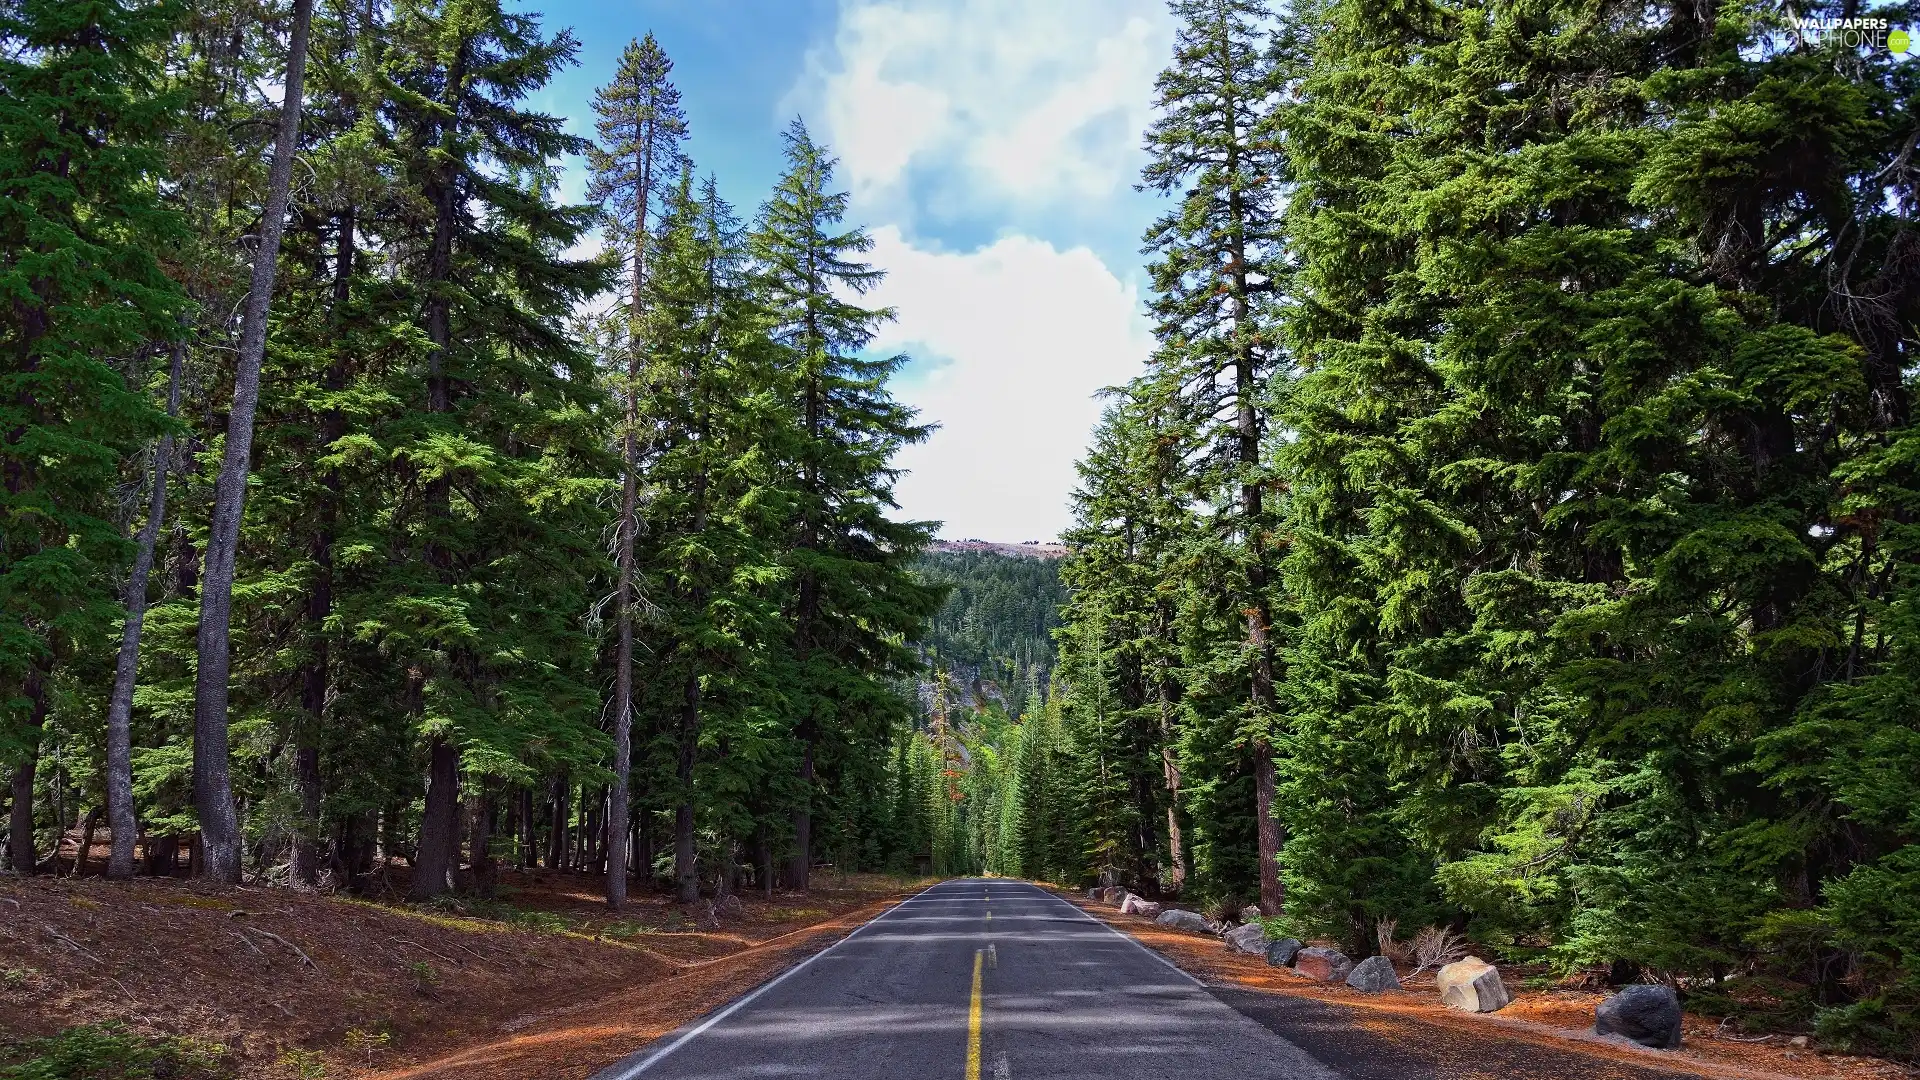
[0,1024,229,1080]
[1052,0,1920,1051]
[0,0,185,773]
[914,551,1064,718]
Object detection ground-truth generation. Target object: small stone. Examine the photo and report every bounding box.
[1155,908,1214,935]
[1293,946,1354,982]
[1121,895,1163,919]
[1086,887,1099,900]
[1595,984,1682,1050]
[1437,957,1510,1013]
[1264,937,1304,967]
[718,894,744,918]
[1789,1036,1810,1049]
[1346,954,1402,992]
[1239,904,1265,925]
[1225,922,1272,955]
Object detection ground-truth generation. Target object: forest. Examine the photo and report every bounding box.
[1045,0,1920,1056]
[7,0,1920,1062]
[1,0,942,909]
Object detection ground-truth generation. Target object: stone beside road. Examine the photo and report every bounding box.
[1224,922,1272,955]
[1345,954,1402,992]
[1121,894,1163,919]
[1264,937,1304,967]
[1437,957,1511,1013]
[1293,946,1354,983]
[1596,984,1684,1049]
[1155,908,1215,935]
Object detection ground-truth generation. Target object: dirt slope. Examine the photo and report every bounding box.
[0,870,917,1078]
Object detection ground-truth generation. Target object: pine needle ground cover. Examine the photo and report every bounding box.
[0,871,918,1077]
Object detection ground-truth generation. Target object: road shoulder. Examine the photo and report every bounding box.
[1051,890,1912,1080]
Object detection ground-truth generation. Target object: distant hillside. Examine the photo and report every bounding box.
[928,539,1068,559]
[912,549,1067,719]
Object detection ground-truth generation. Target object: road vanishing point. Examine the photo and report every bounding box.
[591,878,1690,1080]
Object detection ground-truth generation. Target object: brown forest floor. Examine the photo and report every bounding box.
[1061,890,1918,1080]
[0,863,921,1079]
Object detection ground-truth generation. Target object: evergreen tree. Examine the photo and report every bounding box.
[0,0,186,872]
[376,0,610,899]
[1136,0,1299,914]
[587,31,687,909]
[750,120,941,889]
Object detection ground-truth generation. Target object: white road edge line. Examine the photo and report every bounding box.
[1037,884,1206,987]
[591,881,955,1079]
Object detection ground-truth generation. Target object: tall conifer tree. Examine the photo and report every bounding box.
[587,31,687,909]
[0,0,186,872]
[750,121,940,889]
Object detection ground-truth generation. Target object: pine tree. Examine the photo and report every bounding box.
[378,0,610,900]
[750,120,941,889]
[630,172,790,902]
[191,0,315,885]
[0,0,186,872]
[587,31,688,910]
[1137,0,1299,914]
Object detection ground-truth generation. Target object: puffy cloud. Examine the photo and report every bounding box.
[867,226,1152,541]
[795,0,1170,218]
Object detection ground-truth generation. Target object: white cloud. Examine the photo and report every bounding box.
[868,226,1152,541]
[796,0,1171,217]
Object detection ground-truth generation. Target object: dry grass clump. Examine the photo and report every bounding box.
[1409,924,1469,974]
[1376,917,1411,963]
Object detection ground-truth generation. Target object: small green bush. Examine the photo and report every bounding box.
[0,1023,230,1079]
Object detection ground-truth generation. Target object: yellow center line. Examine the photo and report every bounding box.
[967,948,984,1080]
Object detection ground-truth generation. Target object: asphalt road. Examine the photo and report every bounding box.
[591,878,1688,1080]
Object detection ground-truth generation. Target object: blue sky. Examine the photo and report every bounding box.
[525,0,1175,541]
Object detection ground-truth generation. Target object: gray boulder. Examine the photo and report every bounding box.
[1239,904,1265,925]
[1120,894,1162,919]
[1293,946,1354,982]
[1101,886,1131,905]
[1437,957,1510,1013]
[1596,984,1683,1050]
[1085,887,1099,900]
[1346,954,1401,993]
[1155,908,1214,935]
[1224,922,1272,955]
[1264,937,1304,967]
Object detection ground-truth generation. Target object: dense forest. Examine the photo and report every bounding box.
[1049,0,1920,1055]
[913,550,1064,718]
[0,0,942,906]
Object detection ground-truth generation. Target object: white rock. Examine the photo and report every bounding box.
[1437,956,1510,1013]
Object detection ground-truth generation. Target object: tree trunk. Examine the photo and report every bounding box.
[192,0,316,885]
[546,777,568,869]
[674,674,700,902]
[636,804,653,888]
[517,786,533,870]
[74,807,102,876]
[6,668,48,873]
[106,342,183,880]
[409,739,459,899]
[784,743,813,891]
[292,745,322,887]
[468,790,494,897]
